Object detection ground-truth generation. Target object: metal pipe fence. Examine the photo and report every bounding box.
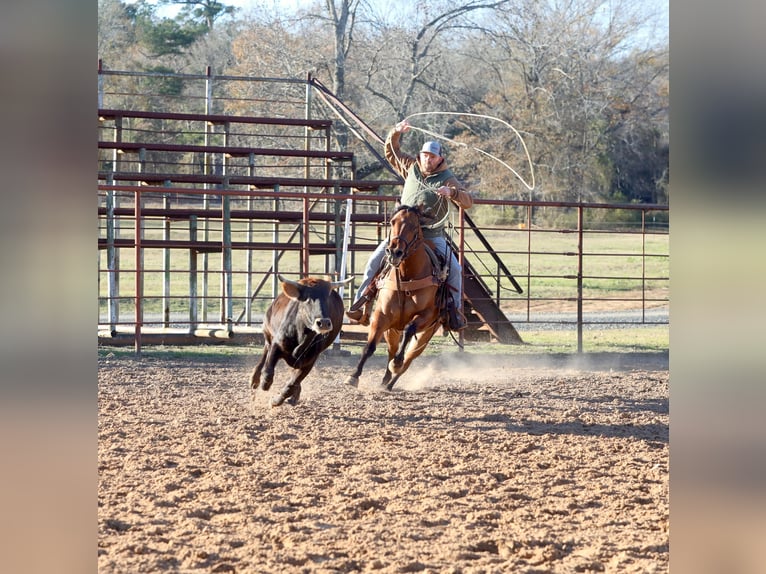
[97,63,668,355]
[97,184,668,354]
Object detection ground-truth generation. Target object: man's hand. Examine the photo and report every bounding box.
[436,185,454,198]
[394,119,411,133]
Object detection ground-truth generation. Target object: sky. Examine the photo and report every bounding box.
[130,0,667,29]
[127,0,668,44]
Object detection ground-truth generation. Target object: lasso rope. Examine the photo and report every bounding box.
[404,111,536,191]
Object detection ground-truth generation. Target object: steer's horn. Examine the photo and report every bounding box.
[330,276,354,288]
[277,274,302,288]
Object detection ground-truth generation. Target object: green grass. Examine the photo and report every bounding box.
[462,227,669,304]
[98,325,668,361]
[99,229,668,311]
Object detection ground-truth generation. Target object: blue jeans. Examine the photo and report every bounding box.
[352,236,462,304]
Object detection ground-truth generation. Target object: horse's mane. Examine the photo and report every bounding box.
[395,204,421,217]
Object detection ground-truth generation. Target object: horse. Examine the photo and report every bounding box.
[345,205,445,390]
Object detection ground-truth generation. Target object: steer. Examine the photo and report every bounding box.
[250,275,351,407]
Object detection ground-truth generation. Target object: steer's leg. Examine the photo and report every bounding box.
[271,364,314,407]
[260,343,282,391]
[249,343,269,389]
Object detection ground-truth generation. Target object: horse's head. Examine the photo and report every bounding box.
[385,205,423,267]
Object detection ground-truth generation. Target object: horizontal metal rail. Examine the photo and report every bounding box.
[97,184,668,354]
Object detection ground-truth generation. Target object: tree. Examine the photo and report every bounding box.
[98,0,138,67]
[361,0,511,118]
[100,0,668,207]
[158,0,237,31]
[602,48,669,204]
[462,0,668,203]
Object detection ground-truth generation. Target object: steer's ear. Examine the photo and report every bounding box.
[281,281,301,300]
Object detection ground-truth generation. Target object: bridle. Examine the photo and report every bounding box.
[385,207,423,266]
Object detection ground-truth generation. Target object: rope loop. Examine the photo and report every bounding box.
[404,111,535,192]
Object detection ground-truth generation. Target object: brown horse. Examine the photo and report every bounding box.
[345,205,444,390]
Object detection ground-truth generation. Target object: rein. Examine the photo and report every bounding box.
[386,206,424,265]
[386,232,422,264]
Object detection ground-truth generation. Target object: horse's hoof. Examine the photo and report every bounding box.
[345,375,359,388]
[270,395,286,408]
[387,360,403,375]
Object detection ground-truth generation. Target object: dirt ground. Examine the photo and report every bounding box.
[98,348,668,574]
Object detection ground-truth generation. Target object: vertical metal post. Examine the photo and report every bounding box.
[302,195,310,277]
[220,123,231,328]
[246,152,255,324]
[111,116,122,328]
[162,190,171,328]
[641,209,647,323]
[106,175,117,335]
[272,186,280,297]
[303,74,312,277]
[221,191,233,333]
[576,205,584,353]
[189,216,198,331]
[134,190,143,357]
[327,126,335,277]
[202,66,213,323]
[137,147,146,308]
[333,184,342,277]
[457,207,466,350]
[526,204,532,322]
[334,195,353,350]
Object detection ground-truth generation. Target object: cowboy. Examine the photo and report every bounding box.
[346,118,474,329]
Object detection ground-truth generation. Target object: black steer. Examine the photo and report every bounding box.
[250,275,350,407]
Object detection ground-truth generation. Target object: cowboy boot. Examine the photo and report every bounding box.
[447,297,467,331]
[346,284,378,326]
[346,295,368,322]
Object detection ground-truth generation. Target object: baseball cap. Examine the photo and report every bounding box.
[420,141,442,156]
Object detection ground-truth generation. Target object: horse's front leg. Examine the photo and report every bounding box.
[345,339,377,388]
[389,321,418,374]
[379,329,402,390]
[345,322,387,388]
[386,323,439,390]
